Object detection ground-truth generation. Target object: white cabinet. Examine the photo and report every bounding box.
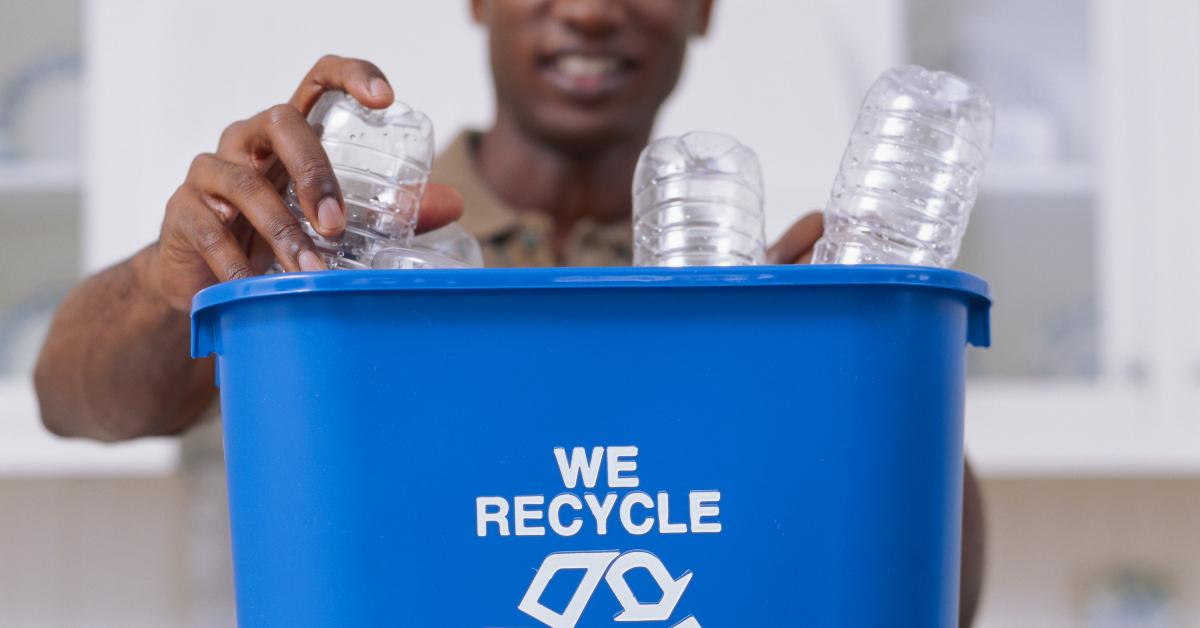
[0,0,178,476]
[902,0,1200,474]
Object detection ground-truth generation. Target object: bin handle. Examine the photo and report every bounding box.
[191,308,218,358]
[966,295,991,348]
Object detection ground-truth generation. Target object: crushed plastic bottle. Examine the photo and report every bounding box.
[371,223,484,269]
[285,91,436,269]
[632,131,766,267]
[812,65,994,268]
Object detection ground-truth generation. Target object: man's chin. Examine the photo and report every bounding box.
[525,107,644,155]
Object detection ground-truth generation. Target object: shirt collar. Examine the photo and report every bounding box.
[430,130,524,240]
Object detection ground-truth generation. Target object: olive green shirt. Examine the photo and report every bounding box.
[431,131,633,267]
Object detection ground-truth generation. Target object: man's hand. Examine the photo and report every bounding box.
[35,55,465,441]
[150,55,463,311]
[766,211,823,264]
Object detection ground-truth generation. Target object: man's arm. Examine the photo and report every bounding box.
[34,55,462,442]
[34,244,215,441]
[960,460,985,627]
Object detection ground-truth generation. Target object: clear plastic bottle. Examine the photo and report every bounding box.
[812,65,994,268]
[632,131,766,267]
[371,223,484,270]
[285,91,436,269]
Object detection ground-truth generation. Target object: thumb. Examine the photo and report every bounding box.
[415,184,465,233]
[767,211,823,264]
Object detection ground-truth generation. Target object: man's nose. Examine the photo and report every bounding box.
[550,0,626,37]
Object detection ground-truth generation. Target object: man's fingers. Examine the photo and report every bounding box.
[290,54,394,114]
[246,231,281,274]
[186,153,321,273]
[415,184,465,233]
[767,211,824,265]
[258,105,344,237]
[173,189,254,282]
[216,106,345,238]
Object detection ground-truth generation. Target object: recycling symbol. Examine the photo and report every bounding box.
[518,550,701,627]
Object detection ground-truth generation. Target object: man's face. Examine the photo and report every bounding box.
[473,0,713,151]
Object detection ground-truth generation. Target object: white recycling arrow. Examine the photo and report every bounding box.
[605,551,694,622]
[517,549,702,627]
[518,551,620,628]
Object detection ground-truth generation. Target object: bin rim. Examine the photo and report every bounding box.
[192,264,988,312]
[191,265,992,355]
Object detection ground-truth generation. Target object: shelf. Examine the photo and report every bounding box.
[0,376,179,476]
[981,162,1094,197]
[965,381,1200,477]
[0,159,82,194]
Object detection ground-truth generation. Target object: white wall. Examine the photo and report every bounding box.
[84,0,901,271]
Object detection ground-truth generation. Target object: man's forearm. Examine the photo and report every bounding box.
[34,244,214,441]
[960,460,984,627]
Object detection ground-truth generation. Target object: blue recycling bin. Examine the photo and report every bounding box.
[191,264,990,628]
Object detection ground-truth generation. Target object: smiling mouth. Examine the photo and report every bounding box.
[539,52,636,102]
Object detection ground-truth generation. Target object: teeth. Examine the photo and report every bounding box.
[556,54,620,77]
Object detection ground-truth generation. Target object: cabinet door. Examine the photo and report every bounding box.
[0,0,177,476]
[1135,1,1200,463]
[904,0,1200,473]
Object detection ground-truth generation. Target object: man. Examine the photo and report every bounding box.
[34,1,982,625]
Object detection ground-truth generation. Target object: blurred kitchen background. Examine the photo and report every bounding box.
[1,0,1198,626]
